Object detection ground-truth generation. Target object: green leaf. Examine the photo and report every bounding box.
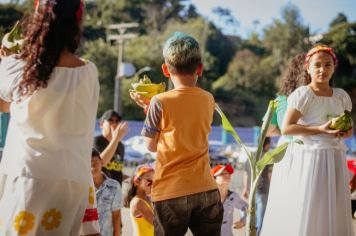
[255,99,278,162]
[215,103,253,162]
[256,139,303,172]
[215,104,242,144]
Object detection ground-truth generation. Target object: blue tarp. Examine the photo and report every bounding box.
[95,120,355,152]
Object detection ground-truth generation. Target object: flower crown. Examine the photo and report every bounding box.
[304,45,338,68]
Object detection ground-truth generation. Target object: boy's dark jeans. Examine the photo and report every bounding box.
[153,189,223,236]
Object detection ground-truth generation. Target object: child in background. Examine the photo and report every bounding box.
[124,164,154,236]
[212,164,248,236]
[91,149,122,236]
[261,45,354,236]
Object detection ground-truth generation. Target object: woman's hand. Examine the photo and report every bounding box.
[129,91,150,110]
[0,45,13,59]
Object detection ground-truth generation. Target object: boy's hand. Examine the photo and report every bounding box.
[129,91,150,110]
[233,220,245,229]
[111,121,128,142]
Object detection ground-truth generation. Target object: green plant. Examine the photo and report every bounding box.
[215,100,302,236]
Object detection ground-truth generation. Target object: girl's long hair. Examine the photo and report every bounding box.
[18,0,82,96]
[124,176,137,208]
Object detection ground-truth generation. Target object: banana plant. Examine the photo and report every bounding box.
[215,101,302,236]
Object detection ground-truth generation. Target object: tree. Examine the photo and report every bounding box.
[263,3,309,71]
[79,39,118,116]
[329,13,348,28]
[0,3,24,39]
[323,22,356,115]
[141,0,189,31]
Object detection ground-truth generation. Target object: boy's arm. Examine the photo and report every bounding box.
[112,210,121,236]
[145,133,159,152]
[141,97,162,152]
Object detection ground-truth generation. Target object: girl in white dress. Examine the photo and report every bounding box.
[0,0,99,235]
[261,45,354,236]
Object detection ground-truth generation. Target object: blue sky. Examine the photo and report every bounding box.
[1,0,355,38]
[189,0,356,38]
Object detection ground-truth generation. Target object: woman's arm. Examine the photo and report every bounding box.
[266,124,281,137]
[0,99,10,112]
[281,108,341,136]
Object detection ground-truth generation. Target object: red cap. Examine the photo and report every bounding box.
[211,164,234,177]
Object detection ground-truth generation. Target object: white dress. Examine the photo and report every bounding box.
[0,55,99,235]
[261,86,354,236]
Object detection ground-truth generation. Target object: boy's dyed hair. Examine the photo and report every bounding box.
[163,32,202,75]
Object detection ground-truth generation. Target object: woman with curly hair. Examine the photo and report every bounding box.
[0,0,99,235]
[266,53,306,144]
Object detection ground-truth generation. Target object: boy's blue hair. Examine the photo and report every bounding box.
[163,31,202,75]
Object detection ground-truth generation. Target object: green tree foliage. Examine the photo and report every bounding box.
[79,39,117,116]
[0,3,24,39]
[329,13,348,28]
[0,2,355,123]
[323,22,356,90]
[263,4,309,71]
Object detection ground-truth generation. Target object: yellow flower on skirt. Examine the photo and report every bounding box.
[89,186,95,206]
[41,208,62,230]
[13,211,35,235]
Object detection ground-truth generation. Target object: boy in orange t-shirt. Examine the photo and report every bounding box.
[130,32,223,235]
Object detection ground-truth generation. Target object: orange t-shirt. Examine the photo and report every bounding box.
[142,87,217,201]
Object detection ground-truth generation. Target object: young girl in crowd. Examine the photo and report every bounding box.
[0,0,99,235]
[212,164,248,236]
[261,45,354,236]
[124,164,154,236]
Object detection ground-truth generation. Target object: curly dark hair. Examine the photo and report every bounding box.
[124,177,138,208]
[278,53,306,96]
[18,0,82,96]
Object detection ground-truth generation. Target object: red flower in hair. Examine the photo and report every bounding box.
[76,0,84,25]
[34,0,39,9]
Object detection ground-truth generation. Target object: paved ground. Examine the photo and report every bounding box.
[121,207,356,236]
[121,166,356,236]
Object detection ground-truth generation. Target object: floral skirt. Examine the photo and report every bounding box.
[0,174,91,236]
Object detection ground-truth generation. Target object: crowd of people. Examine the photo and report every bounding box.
[0,0,354,236]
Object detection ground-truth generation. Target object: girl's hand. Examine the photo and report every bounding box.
[340,127,354,139]
[129,91,150,110]
[318,120,343,137]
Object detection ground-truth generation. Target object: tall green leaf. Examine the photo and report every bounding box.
[256,139,303,172]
